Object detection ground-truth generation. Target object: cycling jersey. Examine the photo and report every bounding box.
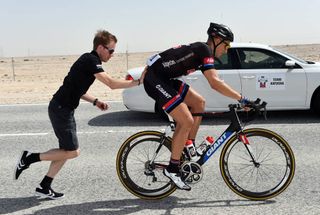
[144,42,214,113]
[147,42,215,78]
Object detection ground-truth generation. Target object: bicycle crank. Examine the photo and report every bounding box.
[181,161,203,184]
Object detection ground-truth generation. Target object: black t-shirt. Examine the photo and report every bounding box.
[53,51,104,109]
[155,42,215,78]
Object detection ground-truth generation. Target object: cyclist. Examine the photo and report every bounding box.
[14,30,145,199]
[143,22,251,190]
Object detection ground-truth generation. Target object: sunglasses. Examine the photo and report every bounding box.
[223,41,231,49]
[103,45,115,54]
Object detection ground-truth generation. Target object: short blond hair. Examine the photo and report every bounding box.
[93,30,117,50]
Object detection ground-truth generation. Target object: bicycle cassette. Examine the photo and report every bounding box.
[181,161,203,184]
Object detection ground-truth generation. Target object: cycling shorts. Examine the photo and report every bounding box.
[144,63,189,113]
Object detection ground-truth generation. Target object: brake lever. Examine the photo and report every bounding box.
[261,102,268,120]
[262,107,267,120]
[254,98,261,104]
[235,99,268,123]
[246,99,268,121]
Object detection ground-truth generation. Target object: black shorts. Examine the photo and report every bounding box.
[48,99,79,151]
[144,64,189,113]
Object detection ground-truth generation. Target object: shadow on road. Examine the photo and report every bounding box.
[88,111,168,127]
[0,196,275,215]
[88,109,320,127]
[0,196,51,214]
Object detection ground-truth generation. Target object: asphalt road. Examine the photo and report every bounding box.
[1,102,320,215]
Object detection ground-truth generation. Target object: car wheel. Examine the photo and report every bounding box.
[155,102,169,121]
[312,92,320,116]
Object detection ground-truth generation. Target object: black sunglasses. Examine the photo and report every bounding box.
[103,45,115,54]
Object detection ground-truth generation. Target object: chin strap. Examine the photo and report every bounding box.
[210,36,225,57]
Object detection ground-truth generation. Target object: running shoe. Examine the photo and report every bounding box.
[14,151,30,180]
[35,186,64,200]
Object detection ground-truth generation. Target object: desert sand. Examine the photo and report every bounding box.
[0,44,319,105]
[0,52,156,104]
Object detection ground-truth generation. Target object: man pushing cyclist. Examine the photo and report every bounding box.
[14,30,145,199]
[143,22,251,190]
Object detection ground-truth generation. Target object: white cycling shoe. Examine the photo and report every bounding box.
[163,169,191,191]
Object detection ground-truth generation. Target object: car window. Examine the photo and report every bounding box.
[214,52,233,70]
[236,48,289,69]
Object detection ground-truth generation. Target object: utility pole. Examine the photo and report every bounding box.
[126,44,129,70]
[11,57,15,81]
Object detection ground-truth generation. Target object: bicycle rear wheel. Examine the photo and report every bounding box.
[220,128,295,200]
[116,130,176,200]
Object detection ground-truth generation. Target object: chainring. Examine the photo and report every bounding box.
[180,161,203,184]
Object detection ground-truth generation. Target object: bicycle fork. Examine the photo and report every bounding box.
[238,132,260,167]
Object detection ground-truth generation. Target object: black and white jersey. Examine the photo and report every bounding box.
[147,42,215,78]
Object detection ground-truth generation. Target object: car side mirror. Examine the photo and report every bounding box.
[285,60,296,68]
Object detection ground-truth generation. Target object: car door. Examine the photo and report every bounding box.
[236,48,307,109]
[182,49,241,111]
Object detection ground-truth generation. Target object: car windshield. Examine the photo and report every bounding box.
[273,48,308,64]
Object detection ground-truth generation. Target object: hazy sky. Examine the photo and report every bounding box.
[1,0,319,57]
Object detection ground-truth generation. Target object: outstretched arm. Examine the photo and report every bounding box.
[94,71,140,90]
[203,68,242,100]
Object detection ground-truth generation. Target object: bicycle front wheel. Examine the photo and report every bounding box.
[220,128,295,200]
[116,130,176,200]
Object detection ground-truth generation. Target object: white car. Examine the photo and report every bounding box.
[123,43,320,116]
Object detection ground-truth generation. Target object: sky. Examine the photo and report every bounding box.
[0,0,319,57]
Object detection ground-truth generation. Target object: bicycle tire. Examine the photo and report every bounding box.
[116,130,176,200]
[220,128,295,200]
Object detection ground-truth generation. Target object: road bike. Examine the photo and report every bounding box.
[116,99,295,200]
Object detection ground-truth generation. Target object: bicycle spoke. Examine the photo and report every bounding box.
[255,144,264,161]
[116,133,176,199]
[220,129,295,200]
[128,155,146,164]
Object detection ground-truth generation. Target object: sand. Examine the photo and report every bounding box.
[0,44,319,105]
[0,52,156,104]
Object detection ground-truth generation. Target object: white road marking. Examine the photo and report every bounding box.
[0,129,154,137]
[0,133,48,137]
[0,101,122,107]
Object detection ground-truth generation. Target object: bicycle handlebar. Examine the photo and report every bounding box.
[239,98,267,121]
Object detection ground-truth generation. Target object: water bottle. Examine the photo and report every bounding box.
[185,140,198,161]
[196,136,214,155]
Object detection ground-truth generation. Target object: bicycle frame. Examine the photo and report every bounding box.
[199,130,234,165]
[157,104,256,167]
[197,105,247,165]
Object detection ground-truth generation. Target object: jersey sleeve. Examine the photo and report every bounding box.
[88,55,104,74]
[193,42,215,72]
